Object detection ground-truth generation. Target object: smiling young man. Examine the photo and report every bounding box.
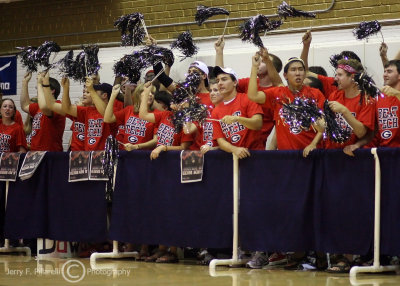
[374,60,400,147]
[211,66,264,159]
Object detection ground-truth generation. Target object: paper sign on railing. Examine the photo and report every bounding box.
[19,151,46,181]
[180,150,204,183]
[0,152,21,181]
[68,151,90,182]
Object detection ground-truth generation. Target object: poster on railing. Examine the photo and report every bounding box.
[18,151,46,181]
[0,152,20,181]
[180,150,204,183]
[68,151,90,182]
[89,151,108,181]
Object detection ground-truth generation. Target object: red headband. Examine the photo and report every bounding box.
[338,64,357,74]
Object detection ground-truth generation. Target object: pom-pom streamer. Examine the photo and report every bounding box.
[278,96,324,132]
[239,15,282,48]
[323,100,352,144]
[170,31,198,60]
[353,20,383,41]
[102,135,119,201]
[195,5,230,26]
[354,72,381,99]
[277,1,316,19]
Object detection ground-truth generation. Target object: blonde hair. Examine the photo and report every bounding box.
[133,83,156,113]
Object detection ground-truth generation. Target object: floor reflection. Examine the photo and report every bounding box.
[0,255,399,286]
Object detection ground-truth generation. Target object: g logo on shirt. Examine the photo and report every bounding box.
[77,134,85,141]
[88,138,96,145]
[289,126,302,134]
[381,130,392,140]
[31,130,36,137]
[128,136,138,143]
[231,134,241,143]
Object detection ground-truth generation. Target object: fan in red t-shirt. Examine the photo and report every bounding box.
[301,30,362,99]
[262,57,325,157]
[61,77,118,151]
[139,82,193,160]
[21,72,65,151]
[104,83,157,150]
[0,98,27,152]
[215,37,282,147]
[211,66,264,159]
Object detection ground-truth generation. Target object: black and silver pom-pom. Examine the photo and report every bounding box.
[102,135,119,201]
[83,45,100,76]
[279,96,324,131]
[277,1,316,19]
[195,5,230,26]
[17,46,38,72]
[35,41,61,68]
[323,100,351,144]
[170,31,199,60]
[353,20,382,41]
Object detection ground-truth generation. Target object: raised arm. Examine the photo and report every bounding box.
[103,84,120,123]
[215,36,225,67]
[42,73,66,115]
[61,78,77,117]
[301,30,318,78]
[380,42,389,67]
[139,82,156,123]
[248,53,267,104]
[20,72,32,113]
[37,72,53,116]
[153,61,176,93]
[260,48,283,86]
[86,77,107,116]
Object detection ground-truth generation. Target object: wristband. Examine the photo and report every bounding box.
[164,145,168,151]
[153,62,173,87]
[41,84,50,87]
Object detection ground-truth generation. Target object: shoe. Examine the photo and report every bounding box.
[268,252,287,265]
[326,256,352,273]
[155,252,179,263]
[246,252,268,269]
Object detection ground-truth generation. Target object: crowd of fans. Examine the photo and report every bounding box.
[1,30,400,272]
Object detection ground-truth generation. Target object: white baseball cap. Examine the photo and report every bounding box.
[189,61,209,76]
[213,66,238,81]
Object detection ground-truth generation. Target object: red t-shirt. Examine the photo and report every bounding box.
[265,85,325,150]
[375,94,400,147]
[0,123,27,152]
[76,106,117,151]
[325,91,376,149]
[66,114,85,151]
[189,119,218,150]
[237,77,275,144]
[196,92,214,109]
[211,93,264,150]
[114,106,155,148]
[154,110,193,146]
[29,103,65,151]
[318,75,337,99]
